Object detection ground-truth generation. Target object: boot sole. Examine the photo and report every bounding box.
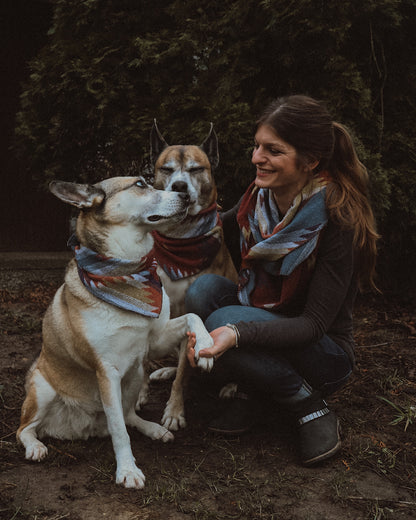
[207,425,251,435]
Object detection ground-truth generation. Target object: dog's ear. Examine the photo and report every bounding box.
[150,119,169,165]
[201,123,219,169]
[49,181,105,209]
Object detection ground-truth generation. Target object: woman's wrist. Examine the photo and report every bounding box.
[225,323,240,348]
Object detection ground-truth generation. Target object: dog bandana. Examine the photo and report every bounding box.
[68,236,163,318]
[237,173,330,312]
[153,202,223,281]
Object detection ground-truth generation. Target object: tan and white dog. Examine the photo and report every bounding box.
[150,121,238,315]
[142,122,238,430]
[17,176,214,489]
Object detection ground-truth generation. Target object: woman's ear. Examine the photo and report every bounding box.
[308,158,320,171]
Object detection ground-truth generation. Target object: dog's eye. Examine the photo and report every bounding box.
[159,166,174,174]
[136,179,147,188]
[188,167,205,174]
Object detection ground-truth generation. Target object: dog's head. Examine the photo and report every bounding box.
[50,176,189,255]
[150,121,219,216]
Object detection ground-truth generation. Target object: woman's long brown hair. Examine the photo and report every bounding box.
[258,95,379,291]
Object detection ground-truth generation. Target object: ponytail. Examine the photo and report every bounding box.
[326,123,379,291]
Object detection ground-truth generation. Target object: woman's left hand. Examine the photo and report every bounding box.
[186,326,237,367]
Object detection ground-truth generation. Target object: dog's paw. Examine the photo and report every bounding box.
[149,366,177,382]
[196,355,214,373]
[161,413,187,432]
[25,441,48,461]
[161,405,187,431]
[219,382,238,399]
[149,424,175,442]
[193,332,214,372]
[126,411,175,442]
[116,465,146,489]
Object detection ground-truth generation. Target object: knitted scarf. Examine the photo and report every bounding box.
[237,173,330,312]
[69,236,163,318]
[153,202,223,281]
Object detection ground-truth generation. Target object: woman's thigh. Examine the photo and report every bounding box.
[204,304,278,331]
[185,274,239,321]
[205,307,351,397]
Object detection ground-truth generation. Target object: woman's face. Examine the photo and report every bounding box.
[252,124,312,199]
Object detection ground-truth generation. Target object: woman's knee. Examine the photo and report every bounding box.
[185,274,238,319]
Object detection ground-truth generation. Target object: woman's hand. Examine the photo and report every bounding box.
[186,326,237,367]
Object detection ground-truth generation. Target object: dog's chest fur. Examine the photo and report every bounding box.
[44,261,173,384]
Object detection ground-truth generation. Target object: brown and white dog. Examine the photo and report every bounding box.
[141,122,238,430]
[17,176,214,489]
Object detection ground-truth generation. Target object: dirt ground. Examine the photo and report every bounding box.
[1,255,415,520]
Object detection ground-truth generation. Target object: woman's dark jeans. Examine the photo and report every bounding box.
[185,274,352,399]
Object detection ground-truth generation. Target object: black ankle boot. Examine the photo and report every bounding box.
[208,392,256,435]
[291,391,341,466]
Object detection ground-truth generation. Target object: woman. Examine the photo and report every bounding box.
[185,95,379,466]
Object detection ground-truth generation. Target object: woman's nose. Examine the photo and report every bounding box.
[252,146,264,164]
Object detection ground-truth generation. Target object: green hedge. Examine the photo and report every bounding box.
[14,0,416,291]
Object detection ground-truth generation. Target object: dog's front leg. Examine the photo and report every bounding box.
[160,336,191,430]
[96,364,145,489]
[151,314,214,430]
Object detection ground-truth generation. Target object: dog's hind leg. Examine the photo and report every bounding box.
[17,368,56,461]
[135,361,150,411]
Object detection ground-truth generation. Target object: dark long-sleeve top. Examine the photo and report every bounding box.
[221,202,357,364]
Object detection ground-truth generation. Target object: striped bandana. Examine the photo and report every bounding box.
[153,202,223,280]
[69,236,163,318]
[237,173,330,311]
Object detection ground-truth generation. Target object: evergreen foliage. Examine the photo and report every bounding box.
[14,0,416,289]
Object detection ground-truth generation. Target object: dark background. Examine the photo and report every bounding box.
[1,0,70,252]
[1,1,415,294]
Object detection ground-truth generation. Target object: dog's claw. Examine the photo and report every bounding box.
[196,356,214,372]
[161,403,187,431]
[25,442,48,462]
[162,414,187,431]
[116,466,146,489]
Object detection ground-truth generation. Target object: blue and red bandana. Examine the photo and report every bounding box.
[69,236,163,318]
[153,202,223,281]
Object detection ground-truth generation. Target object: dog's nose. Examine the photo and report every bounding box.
[171,181,188,193]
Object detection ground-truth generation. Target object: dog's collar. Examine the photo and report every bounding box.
[152,205,223,281]
[69,236,163,318]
